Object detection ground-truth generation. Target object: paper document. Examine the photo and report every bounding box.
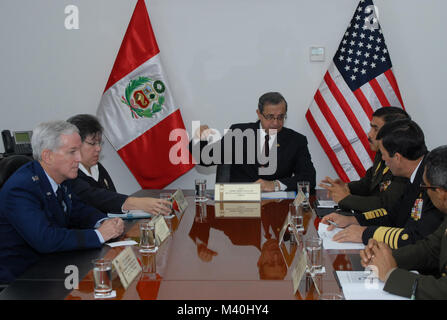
[318,223,365,250]
[336,271,409,300]
[107,210,152,219]
[317,200,337,208]
[262,191,296,199]
[106,240,138,248]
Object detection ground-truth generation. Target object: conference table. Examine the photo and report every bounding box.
[0,189,363,300]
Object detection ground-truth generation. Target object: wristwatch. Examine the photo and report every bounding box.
[274,180,280,192]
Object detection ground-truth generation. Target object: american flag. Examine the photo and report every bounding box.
[306,0,405,182]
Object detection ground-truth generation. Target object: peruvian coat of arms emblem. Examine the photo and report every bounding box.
[120,76,166,119]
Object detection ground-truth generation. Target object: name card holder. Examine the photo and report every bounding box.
[172,188,188,214]
[149,215,171,245]
[214,183,261,202]
[112,246,142,290]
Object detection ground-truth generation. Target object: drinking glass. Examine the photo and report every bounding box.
[92,259,113,297]
[139,222,157,253]
[195,179,207,202]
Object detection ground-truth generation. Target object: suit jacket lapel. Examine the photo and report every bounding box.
[33,161,69,227]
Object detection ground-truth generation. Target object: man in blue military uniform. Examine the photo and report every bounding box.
[0,121,124,284]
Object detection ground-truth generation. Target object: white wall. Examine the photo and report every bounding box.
[1,0,446,195]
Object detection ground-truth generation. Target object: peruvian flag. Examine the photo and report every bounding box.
[97,0,194,189]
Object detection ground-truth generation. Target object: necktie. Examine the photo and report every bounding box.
[56,186,66,212]
[264,134,270,157]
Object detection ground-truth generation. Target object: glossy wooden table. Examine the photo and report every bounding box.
[62,191,362,300]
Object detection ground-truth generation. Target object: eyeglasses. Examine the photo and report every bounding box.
[261,113,287,121]
[420,183,442,190]
[83,140,103,147]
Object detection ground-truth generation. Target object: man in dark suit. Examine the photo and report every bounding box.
[321,120,444,248]
[192,92,316,192]
[319,107,410,213]
[67,114,171,215]
[360,146,447,299]
[0,121,124,283]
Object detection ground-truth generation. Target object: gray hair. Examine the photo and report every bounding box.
[31,121,79,160]
[425,145,447,190]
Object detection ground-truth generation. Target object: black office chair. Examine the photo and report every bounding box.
[0,154,33,189]
[0,155,32,289]
[215,164,231,183]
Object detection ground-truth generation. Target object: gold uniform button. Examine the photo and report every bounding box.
[401,234,409,241]
[442,273,446,277]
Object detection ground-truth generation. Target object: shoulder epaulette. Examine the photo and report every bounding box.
[374,162,382,176]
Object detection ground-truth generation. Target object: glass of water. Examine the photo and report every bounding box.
[92,259,113,297]
[288,203,304,232]
[160,192,175,219]
[139,222,157,253]
[305,237,323,274]
[297,181,310,208]
[195,179,207,202]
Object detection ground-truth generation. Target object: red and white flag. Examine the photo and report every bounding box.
[306,0,405,182]
[97,0,194,189]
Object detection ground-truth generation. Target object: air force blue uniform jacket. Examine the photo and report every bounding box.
[0,161,106,283]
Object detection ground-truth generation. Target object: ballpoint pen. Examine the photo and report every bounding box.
[327,219,339,228]
[410,278,418,300]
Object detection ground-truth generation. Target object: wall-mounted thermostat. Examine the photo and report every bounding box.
[310,46,325,62]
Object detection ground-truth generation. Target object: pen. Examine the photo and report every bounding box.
[327,219,339,228]
[410,278,418,300]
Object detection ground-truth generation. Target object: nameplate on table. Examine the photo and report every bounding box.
[112,246,142,290]
[214,202,261,218]
[278,212,291,245]
[293,190,306,207]
[292,248,308,294]
[172,188,188,214]
[149,215,171,245]
[214,183,261,202]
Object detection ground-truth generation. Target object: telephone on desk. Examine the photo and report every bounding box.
[1,130,33,156]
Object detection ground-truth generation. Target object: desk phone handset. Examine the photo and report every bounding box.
[1,130,33,155]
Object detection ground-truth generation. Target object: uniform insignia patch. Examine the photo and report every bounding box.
[411,198,423,221]
[380,180,391,192]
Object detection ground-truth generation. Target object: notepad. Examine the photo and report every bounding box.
[318,223,365,250]
[317,200,337,208]
[107,210,152,219]
[261,191,296,199]
[106,240,138,248]
[336,271,409,300]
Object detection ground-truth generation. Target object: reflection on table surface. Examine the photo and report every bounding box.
[63,190,361,300]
